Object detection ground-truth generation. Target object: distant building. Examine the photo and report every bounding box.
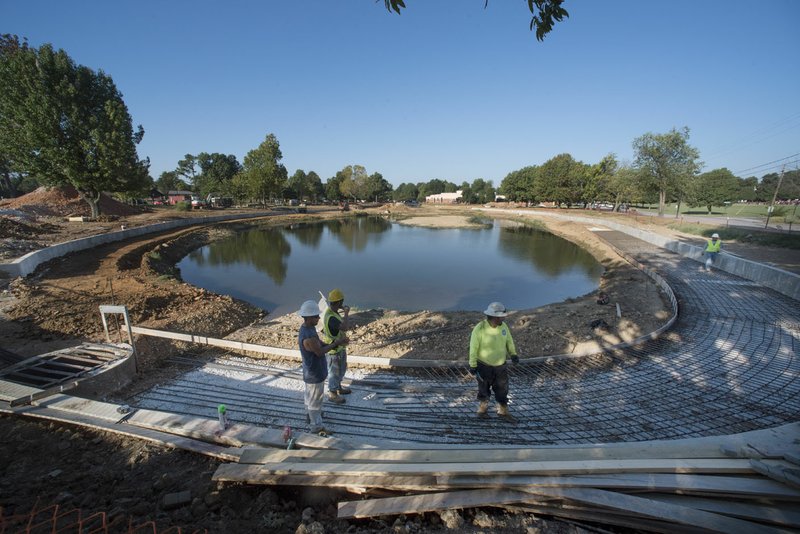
[167,190,193,205]
[425,190,462,204]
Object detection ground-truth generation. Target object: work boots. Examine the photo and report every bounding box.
[328,391,346,404]
[477,400,489,418]
[337,387,352,395]
[497,404,516,422]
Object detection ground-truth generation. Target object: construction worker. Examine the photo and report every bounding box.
[702,233,722,271]
[297,299,349,436]
[321,288,351,404]
[469,301,519,421]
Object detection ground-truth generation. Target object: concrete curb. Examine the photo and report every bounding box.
[0,211,274,278]
[482,208,800,302]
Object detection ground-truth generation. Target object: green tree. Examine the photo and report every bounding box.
[737,176,758,202]
[325,173,343,201]
[288,169,308,200]
[688,168,739,214]
[306,171,324,202]
[363,172,393,202]
[760,170,800,201]
[176,154,199,190]
[585,154,618,204]
[535,153,587,207]
[632,127,700,216]
[500,166,538,203]
[196,152,241,196]
[470,178,495,204]
[392,182,418,201]
[155,171,189,194]
[606,165,644,210]
[383,0,568,41]
[241,133,287,204]
[0,35,149,218]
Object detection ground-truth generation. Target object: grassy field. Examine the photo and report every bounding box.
[634,203,797,218]
[667,222,800,249]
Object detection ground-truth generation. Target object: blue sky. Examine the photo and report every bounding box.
[3,0,799,187]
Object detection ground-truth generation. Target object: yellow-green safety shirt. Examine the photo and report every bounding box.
[321,307,346,354]
[705,239,721,253]
[469,319,517,368]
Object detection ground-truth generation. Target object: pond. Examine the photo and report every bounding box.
[177,216,603,316]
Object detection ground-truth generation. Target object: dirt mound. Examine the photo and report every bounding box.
[0,186,143,218]
[0,217,56,239]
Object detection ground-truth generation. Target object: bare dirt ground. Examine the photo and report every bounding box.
[1,188,796,533]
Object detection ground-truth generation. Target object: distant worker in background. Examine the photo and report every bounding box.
[321,288,352,404]
[702,233,722,271]
[297,300,349,436]
[469,301,519,422]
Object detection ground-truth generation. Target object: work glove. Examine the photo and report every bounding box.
[511,355,520,364]
[469,367,484,382]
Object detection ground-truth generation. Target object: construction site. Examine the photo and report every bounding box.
[1,188,799,534]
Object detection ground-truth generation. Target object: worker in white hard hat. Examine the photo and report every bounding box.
[702,233,722,272]
[468,301,519,422]
[297,299,349,436]
[321,288,351,404]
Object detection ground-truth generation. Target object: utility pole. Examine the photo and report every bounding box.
[764,166,785,229]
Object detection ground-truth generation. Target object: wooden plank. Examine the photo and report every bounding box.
[48,353,105,365]
[10,380,81,407]
[439,473,800,500]
[258,458,754,477]
[10,404,240,461]
[213,464,439,490]
[519,487,782,534]
[0,379,42,402]
[238,442,732,465]
[505,503,710,534]
[35,394,125,422]
[337,489,532,519]
[751,459,800,490]
[644,493,800,528]
[128,409,349,450]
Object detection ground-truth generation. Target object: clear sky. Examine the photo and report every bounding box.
[3,0,799,187]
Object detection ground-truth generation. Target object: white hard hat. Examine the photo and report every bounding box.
[484,302,508,317]
[711,233,720,239]
[298,300,320,317]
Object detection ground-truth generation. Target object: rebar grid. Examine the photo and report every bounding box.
[134,231,800,445]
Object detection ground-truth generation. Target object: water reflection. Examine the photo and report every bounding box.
[497,225,599,277]
[178,217,602,315]
[186,228,291,285]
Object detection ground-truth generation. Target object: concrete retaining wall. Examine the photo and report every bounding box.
[0,211,273,278]
[484,208,800,302]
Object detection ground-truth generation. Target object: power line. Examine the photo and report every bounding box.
[704,111,800,161]
[733,153,800,175]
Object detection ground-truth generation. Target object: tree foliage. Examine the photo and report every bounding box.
[688,168,739,213]
[0,34,150,217]
[241,133,287,204]
[155,170,189,194]
[632,127,700,216]
[196,152,241,196]
[392,182,419,201]
[383,0,568,41]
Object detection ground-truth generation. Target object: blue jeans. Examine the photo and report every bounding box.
[327,350,347,392]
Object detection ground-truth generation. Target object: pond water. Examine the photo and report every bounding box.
[177,217,603,316]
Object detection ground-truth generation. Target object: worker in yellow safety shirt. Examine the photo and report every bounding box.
[469,301,519,422]
[321,288,351,404]
[702,233,722,271]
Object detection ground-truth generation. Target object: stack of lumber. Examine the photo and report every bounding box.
[214,440,800,533]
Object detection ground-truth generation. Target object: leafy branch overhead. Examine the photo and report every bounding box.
[383,0,569,41]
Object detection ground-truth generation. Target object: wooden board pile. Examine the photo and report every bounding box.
[214,440,800,533]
